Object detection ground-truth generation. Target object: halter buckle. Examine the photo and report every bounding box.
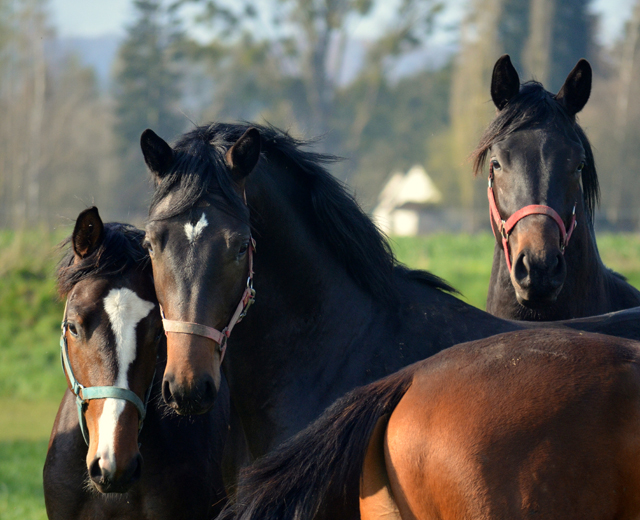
[218,331,228,353]
[500,221,508,240]
[75,382,86,401]
[239,284,256,321]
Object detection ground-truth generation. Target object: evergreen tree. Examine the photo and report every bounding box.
[112,0,184,216]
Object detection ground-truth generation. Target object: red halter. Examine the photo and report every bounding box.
[487,164,577,272]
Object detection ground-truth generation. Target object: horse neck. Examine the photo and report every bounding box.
[226,169,378,454]
[487,201,617,320]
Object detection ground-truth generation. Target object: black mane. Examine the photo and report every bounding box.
[57,223,149,297]
[148,122,454,302]
[472,81,600,221]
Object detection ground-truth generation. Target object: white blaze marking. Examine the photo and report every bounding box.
[184,213,208,244]
[95,288,154,473]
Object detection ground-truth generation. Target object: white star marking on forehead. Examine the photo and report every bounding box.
[184,213,208,245]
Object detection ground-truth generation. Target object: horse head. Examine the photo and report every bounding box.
[59,207,159,493]
[141,127,258,416]
[482,54,595,307]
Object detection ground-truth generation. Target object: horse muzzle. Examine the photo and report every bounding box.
[511,247,567,306]
[88,451,143,493]
[162,333,221,415]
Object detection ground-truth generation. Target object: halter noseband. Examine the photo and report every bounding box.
[60,306,154,446]
[487,163,577,272]
[160,237,256,363]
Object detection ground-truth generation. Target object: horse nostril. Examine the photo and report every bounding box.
[129,453,143,485]
[201,376,218,406]
[89,456,103,483]
[513,251,531,287]
[549,253,566,286]
[162,377,175,406]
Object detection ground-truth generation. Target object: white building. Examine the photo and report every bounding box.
[373,165,443,236]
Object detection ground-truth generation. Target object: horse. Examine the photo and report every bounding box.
[219,328,640,520]
[477,55,640,321]
[43,207,229,519]
[139,122,640,478]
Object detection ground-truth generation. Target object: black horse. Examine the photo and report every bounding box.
[478,55,640,320]
[139,123,640,479]
[43,207,228,519]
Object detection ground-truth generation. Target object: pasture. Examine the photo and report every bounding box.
[2,229,640,519]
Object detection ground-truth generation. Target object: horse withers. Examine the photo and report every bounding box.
[477,55,640,320]
[43,207,228,519]
[222,328,640,520]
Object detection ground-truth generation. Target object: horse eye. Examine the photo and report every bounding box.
[238,242,249,256]
[576,162,585,173]
[491,159,501,171]
[143,239,154,256]
[68,323,79,337]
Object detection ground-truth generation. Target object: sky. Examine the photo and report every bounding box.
[50,0,636,47]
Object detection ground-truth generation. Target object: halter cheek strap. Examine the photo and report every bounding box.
[487,165,577,272]
[60,309,153,446]
[160,237,256,363]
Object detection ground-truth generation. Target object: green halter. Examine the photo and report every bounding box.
[59,316,153,446]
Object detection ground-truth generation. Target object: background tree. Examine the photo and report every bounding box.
[112,0,186,218]
[522,0,594,91]
[581,0,640,228]
[0,0,115,229]
[178,0,445,204]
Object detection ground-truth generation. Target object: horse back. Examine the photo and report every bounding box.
[379,330,640,519]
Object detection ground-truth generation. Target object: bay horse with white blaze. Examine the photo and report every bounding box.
[43,207,228,519]
[479,55,640,320]
[220,328,640,520]
[139,122,640,483]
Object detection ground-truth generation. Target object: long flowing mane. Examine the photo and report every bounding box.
[57,223,148,297]
[471,81,600,222]
[148,122,454,302]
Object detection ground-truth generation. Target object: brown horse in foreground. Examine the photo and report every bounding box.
[221,329,640,520]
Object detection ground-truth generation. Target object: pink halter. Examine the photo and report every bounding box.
[160,237,256,364]
[487,164,577,272]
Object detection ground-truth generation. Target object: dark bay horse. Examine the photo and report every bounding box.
[139,123,640,478]
[220,328,640,520]
[478,55,640,320]
[43,207,228,519]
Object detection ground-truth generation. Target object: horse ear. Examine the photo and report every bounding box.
[491,55,520,111]
[555,59,592,115]
[140,129,174,180]
[225,127,261,184]
[72,207,104,261]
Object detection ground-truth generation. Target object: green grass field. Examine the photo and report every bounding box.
[2,229,640,518]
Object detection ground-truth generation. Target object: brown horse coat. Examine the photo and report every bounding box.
[361,329,640,519]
